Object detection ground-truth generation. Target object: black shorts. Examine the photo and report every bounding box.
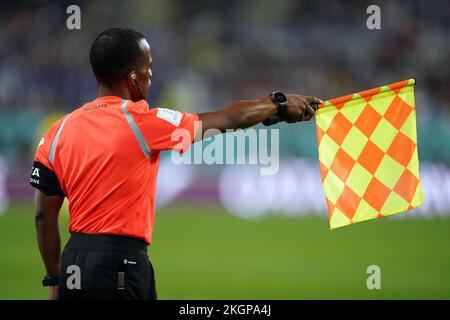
[58,233,157,300]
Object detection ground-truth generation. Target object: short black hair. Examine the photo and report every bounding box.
[90,28,145,86]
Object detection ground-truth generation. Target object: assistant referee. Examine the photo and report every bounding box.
[29,27,321,300]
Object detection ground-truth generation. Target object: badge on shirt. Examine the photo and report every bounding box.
[156,108,182,127]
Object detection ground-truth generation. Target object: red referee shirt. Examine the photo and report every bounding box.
[30,96,198,244]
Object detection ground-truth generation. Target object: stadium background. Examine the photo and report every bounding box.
[0,0,449,299]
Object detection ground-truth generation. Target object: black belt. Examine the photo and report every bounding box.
[65,232,148,255]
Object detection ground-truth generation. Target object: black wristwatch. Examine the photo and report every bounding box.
[270,91,288,115]
[42,275,59,287]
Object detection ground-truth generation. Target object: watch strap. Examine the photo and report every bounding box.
[270,91,288,114]
[42,275,60,287]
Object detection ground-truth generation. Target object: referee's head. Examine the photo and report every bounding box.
[90,28,152,102]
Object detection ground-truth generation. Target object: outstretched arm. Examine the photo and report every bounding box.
[35,190,64,299]
[197,94,322,137]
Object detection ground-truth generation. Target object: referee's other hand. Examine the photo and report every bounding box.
[49,285,59,300]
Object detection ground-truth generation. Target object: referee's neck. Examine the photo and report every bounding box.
[98,83,131,101]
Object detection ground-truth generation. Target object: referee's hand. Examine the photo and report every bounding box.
[284,94,323,123]
[49,285,59,300]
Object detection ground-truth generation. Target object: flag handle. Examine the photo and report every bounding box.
[262,103,318,126]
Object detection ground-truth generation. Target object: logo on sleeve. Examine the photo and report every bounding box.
[32,167,40,177]
[38,137,45,148]
[156,108,182,127]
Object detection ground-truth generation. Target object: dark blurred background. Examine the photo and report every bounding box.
[1,0,450,158]
[1,0,450,214]
[0,0,449,299]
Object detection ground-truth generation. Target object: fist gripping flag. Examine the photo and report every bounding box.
[315,79,424,229]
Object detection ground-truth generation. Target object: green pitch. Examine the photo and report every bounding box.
[0,202,449,299]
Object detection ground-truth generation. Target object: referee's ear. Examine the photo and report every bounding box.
[128,71,143,102]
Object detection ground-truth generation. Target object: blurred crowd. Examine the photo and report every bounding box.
[0,0,450,163]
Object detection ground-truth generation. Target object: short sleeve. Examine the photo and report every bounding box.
[34,117,65,169]
[29,117,65,196]
[131,103,199,153]
[29,161,65,196]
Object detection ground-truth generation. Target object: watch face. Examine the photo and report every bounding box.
[274,92,287,103]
